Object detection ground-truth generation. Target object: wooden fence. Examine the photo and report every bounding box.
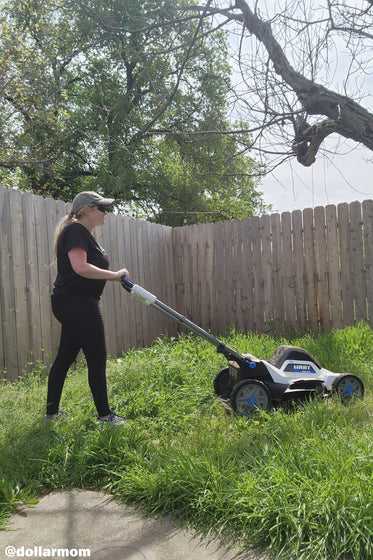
[0,186,372,380]
[173,202,373,337]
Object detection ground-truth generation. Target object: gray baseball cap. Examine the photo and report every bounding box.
[71,191,115,215]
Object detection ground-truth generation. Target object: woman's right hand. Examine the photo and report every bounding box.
[113,268,129,281]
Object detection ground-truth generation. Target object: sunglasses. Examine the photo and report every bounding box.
[95,205,109,213]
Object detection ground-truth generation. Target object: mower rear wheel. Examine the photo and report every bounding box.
[214,367,233,399]
[332,374,364,403]
[231,379,271,415]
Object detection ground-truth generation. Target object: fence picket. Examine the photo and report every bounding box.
[159,224,176,333]
[292,210,306,332]
[261,215,273,328]
[108,213,123,355]
[232,220,245,332]
[350,201,367,322]
[281,212,295,331]
[214,221,227,333]
[363,200,373,324]
[338,203,354,325]
[23,193,42,365]
[199,223,213,331]
[9,189,30,373]
[120,215,137,350]
[271,213,284,334]
[172,226,184,316]
[314,206,330,331]
[0,188,18,377]
[303,208,318,333]
[250,216,264,332]
[225,220,236,328]
[240,219,255,332]
[326,205,342,329]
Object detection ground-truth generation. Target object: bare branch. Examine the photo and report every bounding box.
[181,0,373,166]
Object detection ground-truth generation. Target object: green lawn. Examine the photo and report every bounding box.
[0,323,372,560]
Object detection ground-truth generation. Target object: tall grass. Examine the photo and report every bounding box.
[0,323,372,559]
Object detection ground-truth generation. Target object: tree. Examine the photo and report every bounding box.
[179,0,373,170]
[139,126,267,225]
[0,0,97,198]
[0,0,267,223]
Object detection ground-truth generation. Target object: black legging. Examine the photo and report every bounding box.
[46,293,111,417]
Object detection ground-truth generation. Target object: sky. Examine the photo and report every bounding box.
[259,139,373,214]
[223,0,373,215]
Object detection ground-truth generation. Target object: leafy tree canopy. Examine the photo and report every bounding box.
[0,0,267,224]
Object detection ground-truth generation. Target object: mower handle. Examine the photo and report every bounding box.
[120,275,258,368]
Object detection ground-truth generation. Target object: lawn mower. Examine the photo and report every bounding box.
[121,276,365,415]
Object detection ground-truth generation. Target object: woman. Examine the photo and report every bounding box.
[45,191,129,425]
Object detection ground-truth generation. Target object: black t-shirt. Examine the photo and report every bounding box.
[53,222,110,299]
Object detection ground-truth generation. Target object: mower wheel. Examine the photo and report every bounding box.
[332,374,364,403]
[214,367,233,398]
[231,379,271,415]
[267,345,322,369]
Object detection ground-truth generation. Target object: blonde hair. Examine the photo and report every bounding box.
[52,205,92,263]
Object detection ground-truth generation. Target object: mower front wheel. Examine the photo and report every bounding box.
[332,374,364,403]
[231,379,272,415]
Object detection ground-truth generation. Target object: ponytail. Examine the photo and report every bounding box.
[52,205,92,263]
[52,211,75,263]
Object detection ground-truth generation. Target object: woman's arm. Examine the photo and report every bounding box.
[68,246,128,281]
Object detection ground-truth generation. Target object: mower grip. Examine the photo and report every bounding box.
[121,275,135,292]
[120,276,158,306]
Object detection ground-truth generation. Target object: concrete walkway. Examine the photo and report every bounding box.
[0,490,271,560]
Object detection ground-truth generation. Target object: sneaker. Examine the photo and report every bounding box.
[97,411,126,425]
[43,411,66,423]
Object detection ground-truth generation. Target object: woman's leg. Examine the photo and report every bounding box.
[78,299,111,417]
[46,294,111,417]
[46,298,81,415]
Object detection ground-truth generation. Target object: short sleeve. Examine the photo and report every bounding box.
[63,223,90,254]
